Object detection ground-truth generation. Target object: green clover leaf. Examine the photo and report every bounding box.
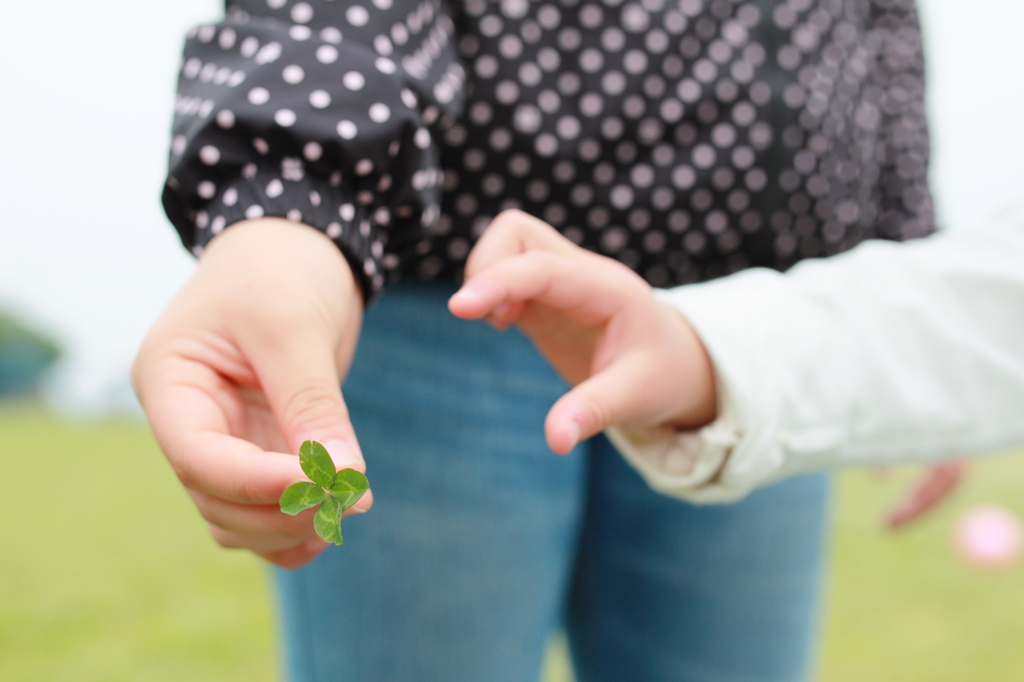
[314,495,344,545]
[279,482,327,515]
[279,440,369,545]
[299,440,337,489]
[330,469,370,510]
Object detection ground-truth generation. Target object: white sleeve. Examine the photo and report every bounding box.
[607,200,1024,503]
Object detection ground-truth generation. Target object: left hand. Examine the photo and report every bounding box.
[449,210,718,454]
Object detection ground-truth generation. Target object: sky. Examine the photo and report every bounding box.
[0,0,1022,413]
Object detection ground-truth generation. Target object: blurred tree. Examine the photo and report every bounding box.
[0,310,61,397]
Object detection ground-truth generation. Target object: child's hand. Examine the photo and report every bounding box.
[449,210,717,454]
[133,218,372,568]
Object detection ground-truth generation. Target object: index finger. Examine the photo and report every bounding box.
[144,355,307,505]
[464,209,581,280]
[450,249,647,327]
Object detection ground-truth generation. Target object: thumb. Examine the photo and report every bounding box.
[252,330,371,508]
[543,352,657,454]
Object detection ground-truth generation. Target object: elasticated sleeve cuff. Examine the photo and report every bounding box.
[162,3,462,301]
[606,203,1024,502]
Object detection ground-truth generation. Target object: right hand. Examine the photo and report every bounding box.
[449,210,718,455]
[133,218,371,568]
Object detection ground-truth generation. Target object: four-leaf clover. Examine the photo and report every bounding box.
[279,440,369,545]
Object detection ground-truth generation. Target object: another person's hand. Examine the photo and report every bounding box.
[133,218,371,568]
[449,210,717,454]
[887,461,968,529]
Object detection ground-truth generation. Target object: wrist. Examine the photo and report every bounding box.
[658,300,718,431]
[201,217,361,305]
[205,216,357,281]
[190,218,363,364]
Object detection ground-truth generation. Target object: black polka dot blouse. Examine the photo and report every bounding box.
[164,0,935,300]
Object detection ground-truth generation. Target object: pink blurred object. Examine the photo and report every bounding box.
[954,506,1022,569]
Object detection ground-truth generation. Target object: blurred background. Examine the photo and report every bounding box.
[1,0,1023,680]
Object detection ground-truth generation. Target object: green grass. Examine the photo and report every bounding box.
[2,406,1023,680]
[817,457,1024,682]
[0,406,276,682]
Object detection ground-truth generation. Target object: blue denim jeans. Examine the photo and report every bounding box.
[275,282,830,682]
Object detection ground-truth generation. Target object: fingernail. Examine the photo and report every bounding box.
[349,504,369,515]
[322,439,362,469]
[565,418,581,449]
[451,283,482,303]
[304,537,327,552]
[493,302,511,321]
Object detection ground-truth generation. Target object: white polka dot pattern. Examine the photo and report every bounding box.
[165,0,934,297]
[166,0,460,295]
